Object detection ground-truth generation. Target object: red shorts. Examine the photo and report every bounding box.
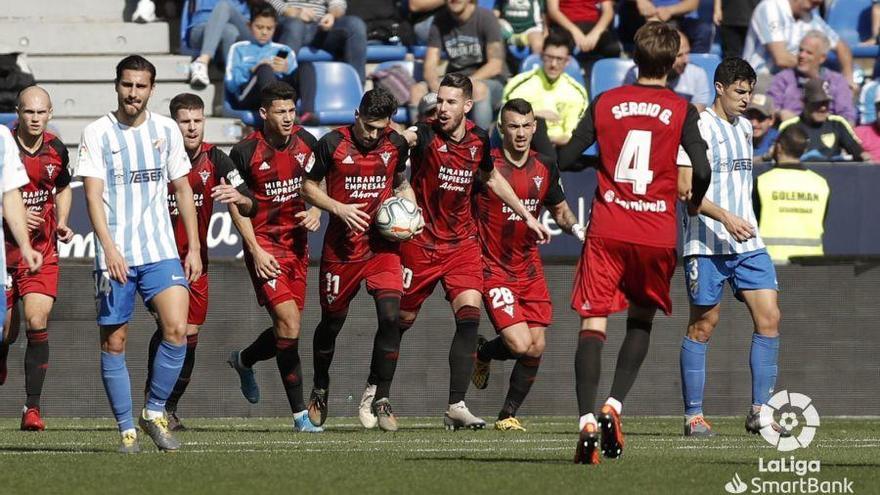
[6,261,59,310]
[400,238,483,313]
[482,263,552,332]
[319,252,403,315]
[186,273,209,325]
[571,237,677,318]
[244,253,308,310]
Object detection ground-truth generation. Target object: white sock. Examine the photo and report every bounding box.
[143,408,164,420]
[605,397,622,415]
[578,413,597,431]
[121,428,136,437]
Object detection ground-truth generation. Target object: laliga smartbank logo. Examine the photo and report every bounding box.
[723,391,855,494]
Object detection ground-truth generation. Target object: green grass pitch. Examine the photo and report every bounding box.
[0,417,877,494]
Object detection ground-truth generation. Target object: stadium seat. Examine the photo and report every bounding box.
[221,96,260,127]
[858,80,879,124]
[366,44,408,62]
[0,113,16,129]
[298,62,363,125]
[298,47,334,62]
[689,53,721,82]
[508,44,531,62]
[827,0,878,58]
[373,60,417,123]
[409,45,428,58]
[589,58,634,97]
[519,54,586,88]
[477,0,494,10]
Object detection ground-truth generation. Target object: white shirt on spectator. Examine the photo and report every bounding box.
[743,0,839,75]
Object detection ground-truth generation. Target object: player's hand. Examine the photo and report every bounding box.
[253,247,281,280]
[636,0,657,18]
[333,202,370,233]
[296,207,322,232]
[25,209,44,232]
[271,56,288,73]
[687,201,700,216]
[20,247,42,274]
[526,215,551,244]
[654,6,672,21]
[318,13,334,30]
[579,31,600,52]
[572,223,587,243]
[212,178,246,206]
[713,4,723,25]
[56,224,74,243]
[721,212,756,242]
[184,250,203,283]
[105,245,129,283]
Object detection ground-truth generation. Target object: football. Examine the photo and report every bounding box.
[375,197,423,241]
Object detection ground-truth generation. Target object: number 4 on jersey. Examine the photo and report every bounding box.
[615,129,654,195]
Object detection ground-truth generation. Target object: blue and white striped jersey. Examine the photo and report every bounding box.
[0,126,31,273]
[74,111,191,269]
[683,107,764,256]
[743,0,839,75]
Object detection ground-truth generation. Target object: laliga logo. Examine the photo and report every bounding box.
[724,473,749,494]
[760,390,820,452]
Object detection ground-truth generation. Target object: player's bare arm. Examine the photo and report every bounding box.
[84,177,126,282]
[547,200,584,241]
[3,188,43,273]
[212,178,256,218]
[302,178,368,232]
[172,176,203,282]
[479,167,551,243]
[423,47,442,93]
[681,105,712,210]
[393,171,417,204]
[229,204,280,280]
[55,184,74,242]
[765,41,797,69]
[695,198,756,242]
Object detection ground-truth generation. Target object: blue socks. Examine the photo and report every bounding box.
[750,334,779,407]
[146,340,186,413]
[101,351,134,432]
[680,337,708,416]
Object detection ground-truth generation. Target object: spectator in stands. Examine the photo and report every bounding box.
[859,0,880,46]
[714,0,760,59]
[546,0,620,78]
[418,91,438,122]
[348,0,416,45]
[855,92,880,162]
[680,0,715,53]
[412,0,506,130]
[185,0,253,88]
[617,0,698,48]
[408,0,446,44]
[779,78,870,161]
[623,28,711,111]
[269,0,368,85]
[767,30,855,124]
[501,29,587,146]
[746,92,779,162]
[742,0,854,90]
[225,5,299,111]
[495,0,546,54]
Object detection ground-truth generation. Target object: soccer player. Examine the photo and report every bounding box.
[225,81,323,432]
[358,73,550,431]
[301,88,414,432]
[76,55,202,453]
[0,87,71,431]
[471,98,584,432]
[557,21,711,464]
[679,57,789,439]
[143,93,256,431]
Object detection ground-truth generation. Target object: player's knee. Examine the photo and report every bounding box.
[755,306,781,336]
[528,338,546,357]
[687,320,715,342]
[275,317,301,339]
[102,334,126,353]
[25,313,48,331]
[506,338,530,357]
[162,320,188,345]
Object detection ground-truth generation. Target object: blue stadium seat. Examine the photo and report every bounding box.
[508,44,531,61]
[827,0,878,58]
[519,53,586,88]
[477,0,495,10]
[222,64,261,126]
[409,45,428,58]
[689,53,721,82]
[589,58,634,97]
[858,80,879,124]
[0,113,16,129]
[298,62,364,125]
[298,47,334,62]
[366,44,408,62]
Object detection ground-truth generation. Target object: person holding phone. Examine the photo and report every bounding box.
[226,4,300,112]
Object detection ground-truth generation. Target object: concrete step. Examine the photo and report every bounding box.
[52,117,245,146]
[42,82,215,117]
[30,55,192,83]
[0,21,169,55]
[1,0,124,21]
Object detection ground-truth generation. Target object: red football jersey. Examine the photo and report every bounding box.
[4,130,70,268]
[476,149,565,275]
[307,126,408,263]
[589,85,688,248]
[409,120,493,249]
[230,128,316,259]
[168,142,249,269]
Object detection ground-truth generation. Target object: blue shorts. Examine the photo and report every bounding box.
[94,259,188,326]
[684,249,778,306]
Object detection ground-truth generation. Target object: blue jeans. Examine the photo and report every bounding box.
[188,0,252,64]
[277,15,367,85]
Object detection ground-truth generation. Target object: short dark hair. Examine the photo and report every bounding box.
[260,81,297,109]
[358,87,398,121]
[169,93,205,118]
[439,72,473,100]
[714,57,757,88]
[633,22,679,79]
[776,125,809,159]
[500,98,533,121]
[251,3,277,21]
[543,28,573,54]
[115,55,157,85]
